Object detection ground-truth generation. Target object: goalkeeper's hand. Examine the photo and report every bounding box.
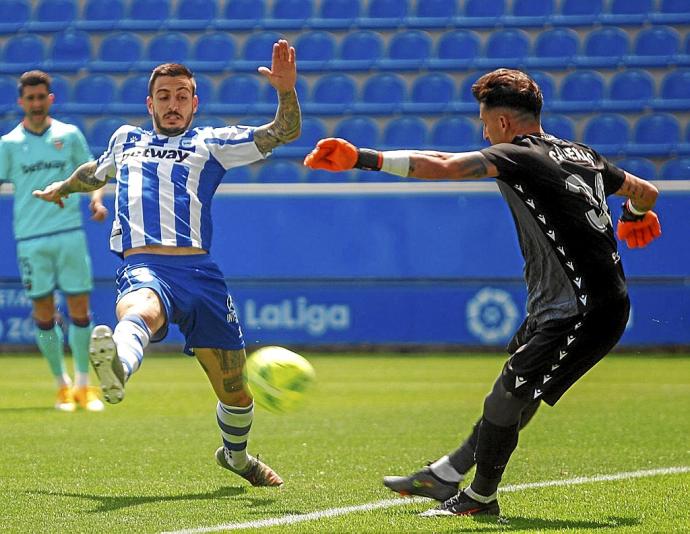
[304,138,359,171]
[616,200,661,249]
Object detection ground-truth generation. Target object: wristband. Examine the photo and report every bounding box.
[381,151,411,177]
[626,199,648,216]
[620,199,647,222]
[355,149,382,171]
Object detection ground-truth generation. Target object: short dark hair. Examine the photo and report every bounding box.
[472,68,543,119]
[148,63,196,97]
[18,70,52,96]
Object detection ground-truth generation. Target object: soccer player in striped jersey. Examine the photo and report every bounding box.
[33,40,301,486]
[0,70,107,413]
[305,68,661,516]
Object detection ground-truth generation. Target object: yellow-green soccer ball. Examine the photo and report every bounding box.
[245,346,316,414]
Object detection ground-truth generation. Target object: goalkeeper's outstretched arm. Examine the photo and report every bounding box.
[32,160,106,208]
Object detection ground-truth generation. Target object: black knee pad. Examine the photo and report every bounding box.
[483,376,533,427]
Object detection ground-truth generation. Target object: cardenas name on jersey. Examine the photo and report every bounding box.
[548,144,596,166]
[97,124,265,254]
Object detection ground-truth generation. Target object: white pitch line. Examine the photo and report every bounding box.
[162,465,690,534]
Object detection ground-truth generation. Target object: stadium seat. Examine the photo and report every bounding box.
[652,0,690,23]
[0,0,30,33]
[660,158,690,180]
[95,33,143,69]
[580,27,629,67]
[260,77,308,106]
[0,76,16,113]
[632,113,680,156]
[49,74,71,106]
[656,69,690,110]
[89,117,127,152]
[216,74,261,107]
[31,0,77,30]
[458,73,482,103]
[430,116,478,150]
[146,33,191,64]
[51,30,92,68]
[277,116,327,157]
[116,74,149,112]
[529,71,556,103]
[194,116,225,128]
[413,0,456,19]
[338,30,384,67]
[604,0,651,24]
[318,0,360,22]
[80,0,125,29]
[483,29,530,66]
[172,0,217,29]
[554,0,602,25]
[271,0,312,21]
[192,33,236,67]
[126,0,170,29]
[334,116,380,146]
[558,70,605,111]
[0,118,19,136]
[463,0,505,25]
[615,158,656,180]
[383,117,428,148]
[3,34,45,66]
[511,0,554,19]
[71,75,117,113]
[432,30,481,68]
[541,114,575,141]
[358,73,406,113]
[304,169,355,183]
[194,74,214,109]
[220,0,265,28]
[608,70,655,110]
[243,32,282,62]
[367,0,407,18]
[256,160,302,183]
[310,73,357,113]
[632,26,680,66]
[407,72,455,112]
[582,114,629,154]
[385,30,433,67]
[222,166,253,183]
[295,31,337,65]
[530,28,579,67]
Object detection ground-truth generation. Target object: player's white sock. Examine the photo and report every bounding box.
[112,314,150,380]
[75,372,90,388]
[430,455,464,483]
[217,401,254,471]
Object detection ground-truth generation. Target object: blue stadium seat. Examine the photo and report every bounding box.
[383,117,428,148]
[580,27,629,67]
[220,0,265,28]
[295,31,337,64]
[656,69,690,110]
[463,0,505,25]
[432,30,480,68]
[603,0,651,24]
[95,33,143,69]
[334,116,380,146]
[80,0,125,29]
[116,74,149,113]
[407,72,455,112]
[3,34,45,66]
[271,0,312,21]
[430,116,478,150]
[558,70,605,111]
[31,0,77,30]
[72,75,117,113]
[541,114,575,140]
[277,116,327,157]
[243,32,282,62]
[0,0,30,33]
[51,30,91,68]
[458,73,482,102]
[172,0,217,29]
[194,74,214,109]
[386,30,433,67]
[256,160,302,183]
[0,76,16,113]
[632,113,680,155]
[652,0,690,23]
[338,30,384,67]
[554,0,602,25]
[413,0,456,19]
[146,33,191,64]
[483,29,530,66]
[358,73,406,112]
[0,119,19,135]
[632,26,680,66]
[194,116,225,128]
[530,28,578,67]
[608,70,655,110]
[511,0,554,19]
[192,33,236,68]
[582,114,629,155]
[222,166,254,183]
[49,74,71,105]
[318,0,360,22]
[305,169,355,183]
[310,73,357,113]
[660,158,690,180]
[529,71,556,103]
[89,117,127,151]
[615,158,656,180]
[260,77,308,106]
[216,74,260,107]
[126,0,170,29]
[367,0,407,18]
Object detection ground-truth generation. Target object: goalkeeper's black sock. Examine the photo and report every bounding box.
[448,418,481,475]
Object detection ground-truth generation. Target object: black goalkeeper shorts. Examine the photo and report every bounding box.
[501,296,630,406]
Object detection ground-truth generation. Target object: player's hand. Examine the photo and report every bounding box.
[32,180,68,208]
[304,138,359,171]
[616,210,661,248]
[89,198,108,222]
[258,39,297,93]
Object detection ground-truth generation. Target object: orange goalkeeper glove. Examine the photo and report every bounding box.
[303,138,382,172]
[616,200,661,249]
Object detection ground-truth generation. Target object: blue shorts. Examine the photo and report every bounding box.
[116,254,244,356]
[16,228,93,300]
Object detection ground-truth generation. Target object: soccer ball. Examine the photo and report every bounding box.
[244,346,316,414]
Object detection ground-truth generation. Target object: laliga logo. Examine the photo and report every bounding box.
[467,288,520,343]
[244,297,350,336]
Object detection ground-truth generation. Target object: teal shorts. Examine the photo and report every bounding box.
[16,228,94,300]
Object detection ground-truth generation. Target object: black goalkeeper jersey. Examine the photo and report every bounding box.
[481,133,628,323]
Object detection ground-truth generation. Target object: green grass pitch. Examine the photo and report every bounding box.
[1,352,688,533]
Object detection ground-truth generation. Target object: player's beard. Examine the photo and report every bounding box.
[153,110,193,137]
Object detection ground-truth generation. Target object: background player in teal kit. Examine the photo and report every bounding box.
[0,70,107,412]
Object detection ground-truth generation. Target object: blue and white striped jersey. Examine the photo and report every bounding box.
[95,124,265,254]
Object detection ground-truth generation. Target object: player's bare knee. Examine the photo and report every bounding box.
[116,288,165,333]
[32,295,55,323]
[65,293,90,320]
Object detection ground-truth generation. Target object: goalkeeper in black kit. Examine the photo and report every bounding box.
[304,68,661,517]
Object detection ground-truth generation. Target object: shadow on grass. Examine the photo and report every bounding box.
[445,514,639,531]
[26,486,280,513]
[0,406,55,414]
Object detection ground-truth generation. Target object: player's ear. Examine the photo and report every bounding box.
[192,94,199,114]
[146,95,154,116]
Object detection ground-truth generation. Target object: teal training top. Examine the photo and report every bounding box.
[0,119,93,241]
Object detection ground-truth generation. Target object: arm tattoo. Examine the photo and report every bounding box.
[58,161,104,195]
[253,89,301,154]
[450,153,490,178]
